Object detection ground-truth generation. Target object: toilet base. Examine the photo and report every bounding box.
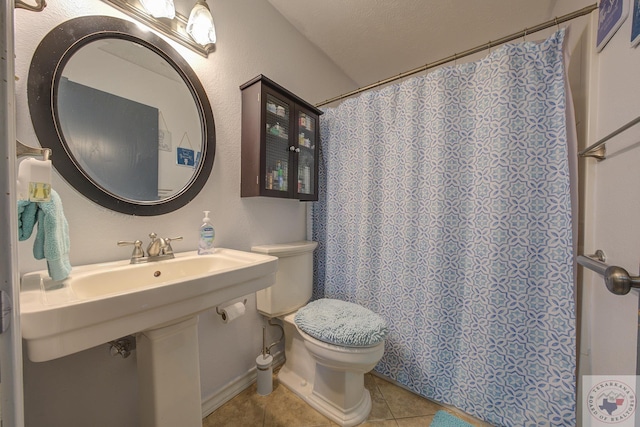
[278,364,372,427]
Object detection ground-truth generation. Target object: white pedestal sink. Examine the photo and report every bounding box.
[20,249,278,426]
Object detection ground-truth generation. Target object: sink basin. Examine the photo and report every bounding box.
[21,249,278,362]
[71,254,251,299]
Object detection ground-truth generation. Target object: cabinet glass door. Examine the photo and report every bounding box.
[296,111,316,197]
[264,93,291,193]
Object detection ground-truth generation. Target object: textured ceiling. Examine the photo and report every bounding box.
[265,0,559,87]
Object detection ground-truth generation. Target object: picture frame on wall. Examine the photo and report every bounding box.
[597,0,629,52]
[631,0,640,46]
[158,128,172,152]
[177,147,195,167]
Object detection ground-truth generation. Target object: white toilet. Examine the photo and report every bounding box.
[253,241,387,427]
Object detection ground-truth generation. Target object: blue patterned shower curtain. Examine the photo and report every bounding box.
[312,30,575,426]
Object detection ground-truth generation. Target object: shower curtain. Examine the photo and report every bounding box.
[312,30,575,426]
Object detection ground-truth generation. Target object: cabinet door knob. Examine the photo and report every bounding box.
[289,146,296,151]
[295,148,300,153]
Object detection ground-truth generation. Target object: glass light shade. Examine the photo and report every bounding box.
[187,0,217,45]
[140,0,176,19]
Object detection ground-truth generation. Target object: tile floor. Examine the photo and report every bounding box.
[202,369,493,427]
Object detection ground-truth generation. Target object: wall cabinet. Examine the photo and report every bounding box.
[240,75,323,201]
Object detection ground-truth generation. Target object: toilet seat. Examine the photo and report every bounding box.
[284,313,382,350]
[294,298,387,348]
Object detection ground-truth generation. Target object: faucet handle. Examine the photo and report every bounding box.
[117,240,144,261]
[163,236,183,255]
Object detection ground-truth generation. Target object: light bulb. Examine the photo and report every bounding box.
[187,0,217,45]
[140,0,176,19]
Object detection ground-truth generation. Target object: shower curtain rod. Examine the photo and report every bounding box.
[316,4,598,107]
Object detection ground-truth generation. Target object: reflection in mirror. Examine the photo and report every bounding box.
[28,16,215,215]
[57,39,202,202]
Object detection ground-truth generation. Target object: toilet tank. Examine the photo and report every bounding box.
[252,241,318,317]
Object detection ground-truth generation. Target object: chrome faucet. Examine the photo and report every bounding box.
[118,233,183,264]
[146,233,166,257]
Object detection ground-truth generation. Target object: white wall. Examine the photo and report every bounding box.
[14,1,356,426]
[581,5,640,379]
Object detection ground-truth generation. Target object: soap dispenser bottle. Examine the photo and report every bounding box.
[198,211,215,255]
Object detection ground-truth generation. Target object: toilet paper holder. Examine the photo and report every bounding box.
[215,299,247,321]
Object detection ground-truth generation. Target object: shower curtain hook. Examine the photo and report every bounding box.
[453,52,457,65]
[487,41,492,53]
[555,17,560,31]
[523,28,528,42]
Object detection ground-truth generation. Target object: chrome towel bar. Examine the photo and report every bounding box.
[16,140,51,160]
[579,115,640,160]
[577,250,640,295]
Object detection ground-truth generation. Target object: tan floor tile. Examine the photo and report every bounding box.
[203,371,489,427]
[374,377,444,419]
[202,383,267,427]
[263,382,333,427]
[359,420,400,426]
[365,374,394,421]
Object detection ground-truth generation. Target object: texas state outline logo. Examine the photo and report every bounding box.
[584,376,637,426]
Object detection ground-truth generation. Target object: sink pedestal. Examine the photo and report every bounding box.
[137,316,202,427]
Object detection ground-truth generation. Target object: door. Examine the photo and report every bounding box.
[0,1,26,426]
[294,106,318,201]
[262,86,295,198]
[57,78,160,201]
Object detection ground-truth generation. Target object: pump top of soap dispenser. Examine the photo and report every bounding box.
[203,211,211,223]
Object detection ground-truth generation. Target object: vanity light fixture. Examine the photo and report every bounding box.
[186,0,216,46]
[139,0,175,19]
[102,0,215,57]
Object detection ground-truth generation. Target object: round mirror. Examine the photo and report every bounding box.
[28,16,215,215]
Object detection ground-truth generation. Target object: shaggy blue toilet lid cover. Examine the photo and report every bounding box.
[294,298,388,347]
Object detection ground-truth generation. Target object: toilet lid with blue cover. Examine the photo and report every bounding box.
[294,298,388,347]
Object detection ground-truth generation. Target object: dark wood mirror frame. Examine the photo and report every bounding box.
[28,15,215,216]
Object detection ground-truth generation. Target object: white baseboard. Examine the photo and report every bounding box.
[201,351,285,418]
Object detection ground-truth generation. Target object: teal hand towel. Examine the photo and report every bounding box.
[18,199,38,240]
[17,190,71,281]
